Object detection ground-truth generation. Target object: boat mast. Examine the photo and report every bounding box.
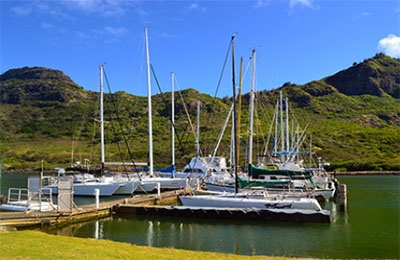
[237,57,243,171]
[171,72,175,177]
[248,48,256,166]
[279,91,284,163]
[100,64,105,175]
[71,135,75,168]
[231,36,239,193]
[274,100,278,157]
[196,100,200,158]
[285,97,289,162]
[145,28,154,176]
[309,134,313,168]
[40,159,43,210]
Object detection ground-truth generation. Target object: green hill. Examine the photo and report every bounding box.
[0,54,399,172]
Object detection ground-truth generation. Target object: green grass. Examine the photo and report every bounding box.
[0,230,293,260]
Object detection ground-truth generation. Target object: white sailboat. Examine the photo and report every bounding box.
[257,91,336,200]
[179,99,233,189]
[180,43,330,217]
[179,192,323,211]
[137,28,187,192]
[43,167,124,197]
[98,64,141,195]
[44,65,140,196]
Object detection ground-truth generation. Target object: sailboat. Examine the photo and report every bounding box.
[203,51,292,192]
[136,28,187,192]
[43,65,141,196]
[201,102,238,192]
[179,40,328,216]
[229,55,335,199]
[249,90,336,200]
[178,99,233,189]
[97,64,142,195]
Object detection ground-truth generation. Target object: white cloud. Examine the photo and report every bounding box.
[187,3,207,13]
[104,26,128,37]
[159,32,183,39]
[61,0,127,17]
[11,5,32,16]
[289,0,313,8]
[65,0,101,12]
[353,11,370,20]
[41,22,53,29]
[254,0,271,8]
[378,34,400,58]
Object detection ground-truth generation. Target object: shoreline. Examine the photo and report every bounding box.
[329,170,400,176]
[1,168,399,176]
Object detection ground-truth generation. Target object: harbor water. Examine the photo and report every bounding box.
[1,174,399,259]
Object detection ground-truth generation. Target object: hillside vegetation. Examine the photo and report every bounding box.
[0,54,399,172]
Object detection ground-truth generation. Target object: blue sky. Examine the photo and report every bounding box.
[1,0,399,97]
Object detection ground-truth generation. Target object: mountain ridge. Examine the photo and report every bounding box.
[0,53,399,171]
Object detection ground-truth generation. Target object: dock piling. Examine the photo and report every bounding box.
[156,183,161,198]
[94,189,100,208]
[337,184,347,212]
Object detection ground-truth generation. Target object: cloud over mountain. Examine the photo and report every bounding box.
[378,34,400,58]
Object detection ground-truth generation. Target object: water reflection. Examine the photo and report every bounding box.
[65,213,337,257]
[147,220,153,246]
[95,220,103,240]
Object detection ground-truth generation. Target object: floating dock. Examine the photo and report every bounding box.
[0,186,339,229]
[0,206,111,228]
[113,204,331,223]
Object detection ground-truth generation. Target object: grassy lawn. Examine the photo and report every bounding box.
[0,230,295,260]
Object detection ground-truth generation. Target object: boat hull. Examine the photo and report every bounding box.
[205,182,236,193]
[44,182,122,196]
[0,200,56,212]
[179,194,322,211]
[139,177,187,192]
[113,181,140,195]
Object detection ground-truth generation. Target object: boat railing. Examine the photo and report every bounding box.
[7,188,29,202]
[42,175,58,186]
[29,187,54,203]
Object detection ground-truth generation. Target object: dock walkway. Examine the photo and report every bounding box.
[0,190,181,229]
[1,187,339,228]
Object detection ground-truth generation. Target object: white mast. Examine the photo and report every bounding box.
[231,107,235,167]
[171,72,175,176]
[145,28,154,176]
[100,64,105,174]
[248,48,256,165]
[196,100,200,157]
[71,135,75,167]
[274,101,278,156]
[285,97,289,162]
[309,134,313,168]
[279,91,284,163]
[231,36,238,193]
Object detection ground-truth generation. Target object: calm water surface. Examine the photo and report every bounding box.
[1,174,399,259]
